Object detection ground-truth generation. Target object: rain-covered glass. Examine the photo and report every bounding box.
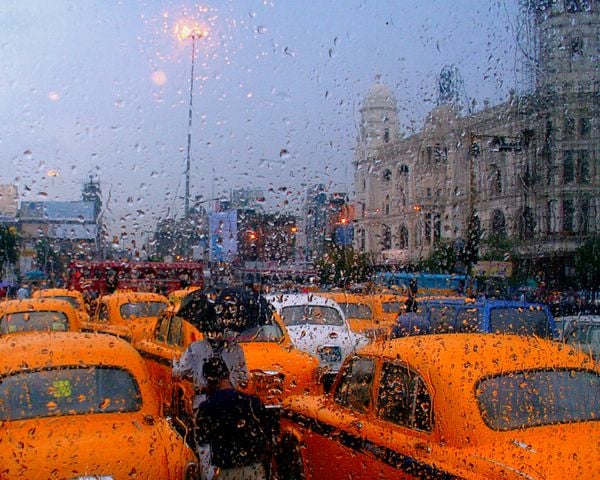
[477,369,600,430]
[0,366,142,420]
[236,322,284,342]
[333,356,375,412]
[280,305,344,326]
[0,311,70,333]
[120,301,168,319]
[489,306,552,337]
[48,295,83,309]
[338,303,372,320]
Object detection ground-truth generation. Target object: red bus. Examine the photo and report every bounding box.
[67,261,204,296]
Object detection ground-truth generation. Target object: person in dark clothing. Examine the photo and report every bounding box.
[196,356,274,480]
[404,277,419,313]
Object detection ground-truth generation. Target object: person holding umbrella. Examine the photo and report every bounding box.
[172,288,258,401]
[172,286,272,479]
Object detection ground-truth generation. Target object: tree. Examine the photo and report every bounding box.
[574,236,600,290]
[316,245,373,288]
[0,225,19,277]
[417,240,457,274]
[35,236,62,279]
[481,235,516,262]
[459,211,482,274]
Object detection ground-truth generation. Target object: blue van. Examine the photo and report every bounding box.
[393,297,557,339]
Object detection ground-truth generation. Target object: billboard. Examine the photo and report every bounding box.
[473,261,513,278]
[209,210,238,263]
[335,224,354,246]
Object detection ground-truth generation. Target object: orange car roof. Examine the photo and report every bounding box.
[0,298,79,316]
[361,334,596,380]
[0,332,148,376]
[33,288,84,298]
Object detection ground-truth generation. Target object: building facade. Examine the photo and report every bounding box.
[353,1,599,283]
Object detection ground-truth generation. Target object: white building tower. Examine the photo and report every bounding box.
[353,81,400,254]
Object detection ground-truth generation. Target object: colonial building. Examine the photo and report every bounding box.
[353,1,599,283]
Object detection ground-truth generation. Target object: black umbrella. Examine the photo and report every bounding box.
[178,286,272,334]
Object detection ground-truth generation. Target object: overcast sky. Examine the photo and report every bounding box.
[0,0,521,238]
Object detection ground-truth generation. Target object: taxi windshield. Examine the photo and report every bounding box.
[281,305,344,326]
[236,322,284,342]
[49,295,82,310]
[476,369,600,431]
[339,303,372,320]
[0,311,70,334]
[489,307,552,337]
[0,366,142,421]
[120,301,167,319]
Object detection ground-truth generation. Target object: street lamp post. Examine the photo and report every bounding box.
[176,22,205,218]
[184,33,197,218]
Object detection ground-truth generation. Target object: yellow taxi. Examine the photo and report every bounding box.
[277,334,599,479]
[318,290,407,338]
[83,290,169,342]
[0,332,198,479]
[369,290,408,328]
[135,305,322,438]
[31,287,90,322]
[0,298,80,334]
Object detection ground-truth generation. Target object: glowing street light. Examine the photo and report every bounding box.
[175,20,206,217]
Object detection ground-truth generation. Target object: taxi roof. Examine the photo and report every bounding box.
[0,332,149,376]
[0,298,79,317]
[361,334,595,379]
[32,288,84,299]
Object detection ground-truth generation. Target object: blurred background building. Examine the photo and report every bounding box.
[353,1,599,286]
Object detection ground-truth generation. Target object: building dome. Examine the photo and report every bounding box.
[362,82,396,110]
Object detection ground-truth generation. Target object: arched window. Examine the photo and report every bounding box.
[384,195,390,215]
[491,210,507,238]
[382,169,392,182]
[382,224,392,250]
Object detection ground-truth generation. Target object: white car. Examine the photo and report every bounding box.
[557,315,600,361]
[265,293,370,388]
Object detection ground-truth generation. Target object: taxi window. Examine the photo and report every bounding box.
[0,366,142,421]
[476,369,600,431]
[382,301,402,313]
[155,314,171,343]
[236,322,284,343]
[120,301,168,319]
[280,305,344,326]
[377,362,433,432]
[489,307,551,337]
[427,305,458,333]
[455,307,482,333]
[565,324,600,352]
[339,303,372,319]
[52,295,82,310]
[167,315,184,347]
[97,304,110,323]
[334,356,375,413]
[0,311,70,334]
